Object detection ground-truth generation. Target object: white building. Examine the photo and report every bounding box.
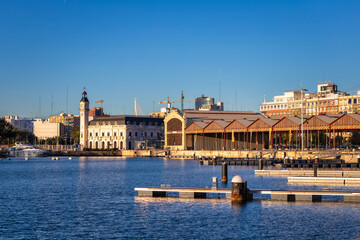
[260,82,350,117]
[87,116,164,150]
[5,116,34,132]
[33,120,64,140]
[79,91,164,150]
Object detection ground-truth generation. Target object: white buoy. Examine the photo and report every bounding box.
[55,157,59,160]
[52,157,55,160]
[68,157,72,160]
[25,157,29,161]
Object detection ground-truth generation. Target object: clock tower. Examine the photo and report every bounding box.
[80,89,89,148]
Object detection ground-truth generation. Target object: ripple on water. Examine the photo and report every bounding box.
[0,157,360,239]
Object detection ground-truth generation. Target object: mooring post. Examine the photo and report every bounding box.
[231,175,248,202]
[258,159,264,170]
[284,156,289,169]
[357,155,360,164]
[213,156,217,166]
[212,177,218,190]
[222,162,228,183]
[314,155,319,177]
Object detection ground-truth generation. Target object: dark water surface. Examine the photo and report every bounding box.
[1,157,360,239]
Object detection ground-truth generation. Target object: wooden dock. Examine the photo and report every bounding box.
[135,187,360,203]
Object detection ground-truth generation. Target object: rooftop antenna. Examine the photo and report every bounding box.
[235,89,237,111]
[51,92,54,116]
[263,95,266,103]
[181,90,184,111]
[219,72,221,101]
[38,94,41,118]
[66,83,69,114]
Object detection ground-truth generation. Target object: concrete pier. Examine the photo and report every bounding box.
[271,194,295,202]
[288,177,360,186]
[135,187,360,203]
[344,196,360,203]
[138,190,168,197]
[255,170,360,177]
[179,192,208,198]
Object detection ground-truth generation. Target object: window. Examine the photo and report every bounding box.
[102,132,104,137]
[349,99,352,104]
[107,132,110,137]
[114,132,117,136]
[129,132,132,137]
[90,132,92,137]
[354,99,357,104]
[151,132,153,137]
[96,132,98,137]
[135,132,138,137]
[145,132,147,137]
[120,132,123,136]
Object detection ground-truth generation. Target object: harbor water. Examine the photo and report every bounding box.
[1,157,360,239]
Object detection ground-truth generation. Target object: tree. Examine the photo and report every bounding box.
[0,118,35,145]
[71,126,80,144]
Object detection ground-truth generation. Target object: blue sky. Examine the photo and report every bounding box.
[1,0,360,117]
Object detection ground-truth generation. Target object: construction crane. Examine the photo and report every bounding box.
[158,91,195,110]
[95,100,104,116]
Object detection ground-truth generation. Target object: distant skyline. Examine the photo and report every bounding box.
[1,0,360,118]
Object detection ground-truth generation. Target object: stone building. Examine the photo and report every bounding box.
[79,90,164,150]
[87,116,164,150]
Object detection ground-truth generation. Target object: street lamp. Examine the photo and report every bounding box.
[300,88,308,153]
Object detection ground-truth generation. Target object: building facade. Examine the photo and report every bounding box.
[33,120,64,140]
[195,95,224,111]
[5,116,34,132]
[164,109,360,151]
[260,83,360,117]
[49,113,80,127]
[79,90,164,150]
[87,116,164,150]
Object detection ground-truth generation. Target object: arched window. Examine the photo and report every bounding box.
[95,142,98,149]
[114,141,117,149]
[89,142,92,149]
[107,141,111,149]
[102,142,105,149]
[167,118,182,146]
[120,141,123,149]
